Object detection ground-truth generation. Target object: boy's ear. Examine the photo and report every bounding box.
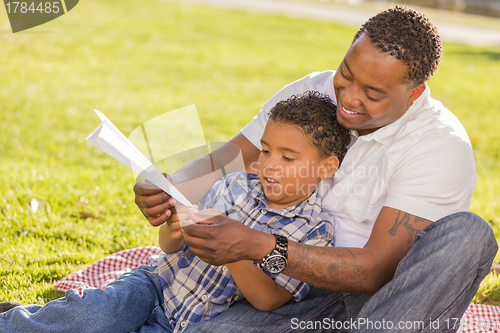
[319,155,339,179]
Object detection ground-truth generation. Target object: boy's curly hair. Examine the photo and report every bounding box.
[353,5,442,85]
[268,90,351,164]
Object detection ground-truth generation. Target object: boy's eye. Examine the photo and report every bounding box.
[261,149,270,154]
[283,156,294,162]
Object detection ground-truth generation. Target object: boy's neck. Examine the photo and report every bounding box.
[263,190,316,210]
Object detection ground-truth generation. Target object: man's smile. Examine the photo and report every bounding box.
[341,105,361,115]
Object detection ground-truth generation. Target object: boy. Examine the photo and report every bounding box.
[0,90,351,333]
[156,90,350,331]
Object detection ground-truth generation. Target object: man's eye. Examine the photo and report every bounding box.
[366,94,380,102]
[341,68,352,80]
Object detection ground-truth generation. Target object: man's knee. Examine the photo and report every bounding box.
[438,211,498,263]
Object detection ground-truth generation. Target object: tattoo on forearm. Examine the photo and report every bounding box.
[327,249,368,289]
[288,244,367,290]
[389,211,427,247]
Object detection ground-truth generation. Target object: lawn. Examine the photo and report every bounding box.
[1,0,499,305]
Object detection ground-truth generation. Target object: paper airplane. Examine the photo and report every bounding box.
[86,109,193,207]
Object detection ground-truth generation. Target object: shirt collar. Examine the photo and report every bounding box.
[245,174,323,224]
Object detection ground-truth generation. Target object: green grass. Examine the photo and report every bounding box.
[0,0,499,305]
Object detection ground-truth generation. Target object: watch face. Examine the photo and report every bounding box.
[264,254,287,274]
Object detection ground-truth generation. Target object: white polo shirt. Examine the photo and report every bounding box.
[241,70,476,248]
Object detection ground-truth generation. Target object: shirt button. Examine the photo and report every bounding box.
[201,294,208,301]
[180,321,187,328]
[222,265,228,272]
[260,209,266,214]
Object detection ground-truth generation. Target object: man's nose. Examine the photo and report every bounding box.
[342,84,362,108]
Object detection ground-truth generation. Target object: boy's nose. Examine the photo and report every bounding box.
[263,155,278,170]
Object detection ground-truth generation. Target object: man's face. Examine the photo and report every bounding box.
[334,33,415,135]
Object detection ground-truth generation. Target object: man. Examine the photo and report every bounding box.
[135,6,497,332]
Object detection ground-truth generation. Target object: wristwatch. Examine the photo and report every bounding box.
[259,234,288,274]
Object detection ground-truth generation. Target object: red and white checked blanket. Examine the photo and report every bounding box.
[55,247,500,332]
[55,246,162,296]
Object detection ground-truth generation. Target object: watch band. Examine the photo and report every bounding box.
[259,234,288,273]
[273,234,288,257]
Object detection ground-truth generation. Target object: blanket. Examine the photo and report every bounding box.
[55,247,499,332]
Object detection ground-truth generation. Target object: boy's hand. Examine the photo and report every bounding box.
[179,205,226,227]
[167,219,184,240]
[184,208,226,226]
[182,214,274,266]
[168,205,199,236]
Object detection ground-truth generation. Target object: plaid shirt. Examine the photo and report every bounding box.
[157,172,334,332]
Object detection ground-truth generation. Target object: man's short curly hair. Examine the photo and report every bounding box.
[268,90,351,164]
[354,5,442,85]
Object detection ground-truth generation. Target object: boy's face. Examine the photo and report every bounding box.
[257,120,337,209]
[333,33,422,136]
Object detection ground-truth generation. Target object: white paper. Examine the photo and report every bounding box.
[86,109,193,207]
[179,219,195,227]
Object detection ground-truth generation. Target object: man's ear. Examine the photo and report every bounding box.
[319,155,340,179]
[407,83,426,107]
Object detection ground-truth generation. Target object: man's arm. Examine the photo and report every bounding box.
[133,133,261,227]
[285,207,431,294]
[184,206,431,294]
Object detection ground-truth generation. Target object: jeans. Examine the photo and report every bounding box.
[0,265,173,333]
[1,212,497,333]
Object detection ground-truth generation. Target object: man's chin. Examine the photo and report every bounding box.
[337,115,357,131]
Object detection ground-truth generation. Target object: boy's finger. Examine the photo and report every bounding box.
[170,229,184,240]
[173,204,198,214]
[180,219,196,227]
[168,212,181,223]
[187,208,222,224]
[170,205,197,223]
[198,208,225,217]
[169,221,183,231]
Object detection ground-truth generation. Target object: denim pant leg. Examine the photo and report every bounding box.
[0,265,172,333]
[184,286,370,333]
[353,212,498,333]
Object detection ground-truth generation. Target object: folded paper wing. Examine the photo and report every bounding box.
[86,109,192,207]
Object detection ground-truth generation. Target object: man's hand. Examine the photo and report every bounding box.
[134,175,176,227]
[183,211,275,266]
